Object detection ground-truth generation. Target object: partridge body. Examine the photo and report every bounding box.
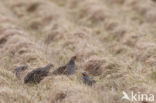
[24,64,53,84]
[13,65,28,79]
[82,72,96,86]
[52,56,76,75]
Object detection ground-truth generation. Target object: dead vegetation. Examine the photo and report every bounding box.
[0,0,155,103]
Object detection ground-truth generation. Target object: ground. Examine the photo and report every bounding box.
[0,0,156,103]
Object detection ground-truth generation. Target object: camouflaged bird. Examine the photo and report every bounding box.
[24,64,53,84]
[52,56,76,75]
[82,72,96,86]
[13,65,28,79]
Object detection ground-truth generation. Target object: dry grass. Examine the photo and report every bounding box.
[0,0,156,103]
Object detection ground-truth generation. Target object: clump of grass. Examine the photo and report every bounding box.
[151,72,156,80]
[27,2,40,12]
[84,58,105,76]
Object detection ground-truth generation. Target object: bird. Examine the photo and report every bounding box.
[81,72,96,86]
[24,64,53,84]
[52,56,76,75]
[13,65,28,79]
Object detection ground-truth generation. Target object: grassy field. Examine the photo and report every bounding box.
[0,0,156,103]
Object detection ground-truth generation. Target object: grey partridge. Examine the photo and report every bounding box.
[24,64,53,84]
[52,56,76,75]
[13,65,28,79]
[82,72,96,86]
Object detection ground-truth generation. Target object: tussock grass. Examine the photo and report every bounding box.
[0,0,155,103]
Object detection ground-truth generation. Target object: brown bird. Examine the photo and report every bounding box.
[52,56,76,75]
[13,65,28,79]
[24,64,53,84]
[81,72,96,86]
